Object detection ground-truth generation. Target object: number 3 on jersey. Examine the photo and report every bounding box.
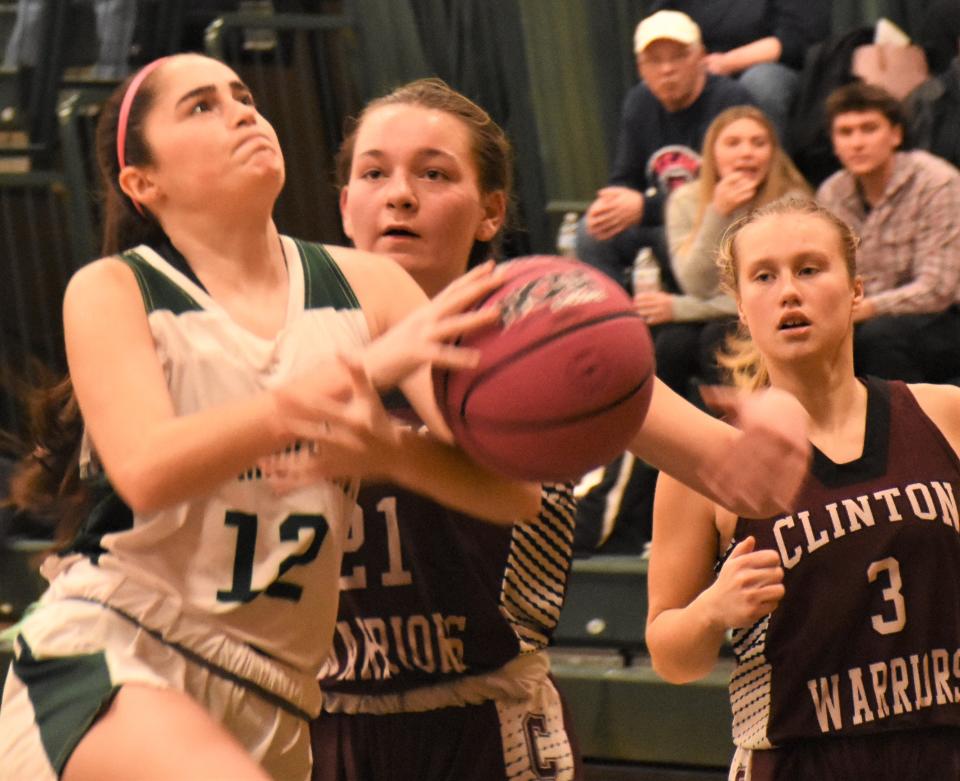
[868,557,906,635]
[218,510,329,603]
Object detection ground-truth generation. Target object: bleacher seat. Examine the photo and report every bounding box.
[551,556,733,776]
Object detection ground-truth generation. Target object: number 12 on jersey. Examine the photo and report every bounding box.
[218,510,330,603]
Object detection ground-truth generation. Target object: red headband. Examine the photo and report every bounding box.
[116,57,170,216]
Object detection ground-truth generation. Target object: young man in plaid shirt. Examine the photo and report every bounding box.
[817,81,960,383]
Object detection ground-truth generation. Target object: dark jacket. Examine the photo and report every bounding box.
[649,0,830,69]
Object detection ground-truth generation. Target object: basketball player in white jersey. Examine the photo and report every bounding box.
[0,54,544,781]
[646,197,960,779]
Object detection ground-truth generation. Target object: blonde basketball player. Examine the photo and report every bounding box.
[647,197,960,779]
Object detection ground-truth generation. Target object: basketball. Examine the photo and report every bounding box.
[434,256,655,482]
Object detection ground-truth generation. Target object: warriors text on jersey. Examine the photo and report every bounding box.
[728,378,960,749]
[47,236,369,673]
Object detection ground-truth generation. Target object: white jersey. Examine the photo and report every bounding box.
[45,236,370,673]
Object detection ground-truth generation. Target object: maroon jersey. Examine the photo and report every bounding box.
[728,378,960,748]
[316,395,576,696]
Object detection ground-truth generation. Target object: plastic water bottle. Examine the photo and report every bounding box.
[631,247,661,294]
[556,212,579,257]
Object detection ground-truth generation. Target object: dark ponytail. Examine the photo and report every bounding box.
[4,373,88,545]
[5,60,173,543]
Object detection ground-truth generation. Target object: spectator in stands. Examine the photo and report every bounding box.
[816,81,960,383]
[4,0,137,80]
[905,8,960,171]
[578,105,810,558]
[575,9,754,295]
[638,104,811,398]
[648,0,831,144]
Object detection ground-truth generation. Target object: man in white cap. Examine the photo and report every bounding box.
[648,0,831,145]
[575,9,754,296]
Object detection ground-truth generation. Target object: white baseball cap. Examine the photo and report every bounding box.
[634,10,702,54]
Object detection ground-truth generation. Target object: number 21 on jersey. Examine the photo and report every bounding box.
[340,496,412,590]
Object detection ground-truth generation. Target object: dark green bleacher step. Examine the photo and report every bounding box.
[553,554,734,772]
[552,652,734,771]
[555,555,649,653]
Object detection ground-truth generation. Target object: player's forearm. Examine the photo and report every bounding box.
[103,367,351,515]
[647,598,729,683]
[103,393,290,514]
[387,428,541,524]
[628,380,729,500]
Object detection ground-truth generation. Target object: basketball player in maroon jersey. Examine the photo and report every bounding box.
[646,197,960,779]
[309,77,583,781]
[309,80,813,781]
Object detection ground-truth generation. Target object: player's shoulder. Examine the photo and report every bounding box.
[325,245,414,289]
[65,254,140,306]
[908,381,960,409]
[322,245,425,337]
[908,382,960,451]
[62,254,157,344]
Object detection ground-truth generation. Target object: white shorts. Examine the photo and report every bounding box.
[0,564,321,781]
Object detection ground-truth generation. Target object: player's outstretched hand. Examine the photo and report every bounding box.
[363,260,505,390]
[698,385,811,518]
[701,536,785,629]
[263,355,402,492]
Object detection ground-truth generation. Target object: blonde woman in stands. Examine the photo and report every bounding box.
[634,104,810,397]
[646,197,960,780]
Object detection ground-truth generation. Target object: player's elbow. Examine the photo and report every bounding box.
[495,481,542,525]
[107,464,173,517]
[519,482,543,521]
[646,626,717,684]
[648,646,714,685]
